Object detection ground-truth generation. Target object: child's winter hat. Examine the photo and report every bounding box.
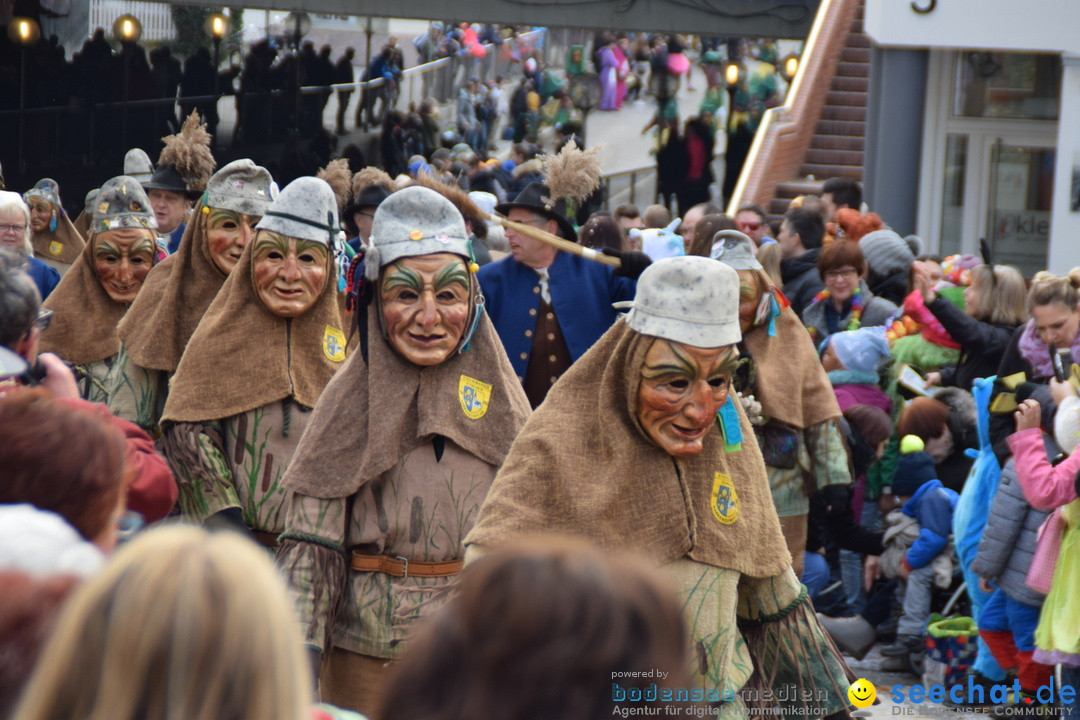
[891,434,937,497]
[829,326,891,374]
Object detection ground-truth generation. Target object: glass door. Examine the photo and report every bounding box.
[986,142,1055,276]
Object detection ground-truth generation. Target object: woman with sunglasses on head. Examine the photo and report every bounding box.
[915,262,1026,392]
[801,240,898,347]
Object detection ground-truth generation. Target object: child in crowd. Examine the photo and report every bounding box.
[822,326,893,415]
[878,435,959,665]
[1008,384,1080,719]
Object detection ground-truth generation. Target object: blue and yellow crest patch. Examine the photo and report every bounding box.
[710,472,739,525]
[322,325,346,362]
[49,240,63,257]
[458,374,492,419]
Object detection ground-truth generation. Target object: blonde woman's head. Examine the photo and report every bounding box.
[1027,268,1080,348]
[14,525,312,720]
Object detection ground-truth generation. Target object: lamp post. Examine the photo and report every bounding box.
[112,13,142,152]
[204,12,231,145]
[780,53,800,85]
[9,17,40,173]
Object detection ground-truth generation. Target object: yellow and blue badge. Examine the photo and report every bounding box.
[710,472,739,525]
[322,325,346,362]
[49,240,63,257]
[458,374,492,419]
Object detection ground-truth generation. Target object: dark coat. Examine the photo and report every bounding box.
[925,295,1019,391]
[780,248,824,317]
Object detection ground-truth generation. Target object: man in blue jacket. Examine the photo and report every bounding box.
[477,182,650,407]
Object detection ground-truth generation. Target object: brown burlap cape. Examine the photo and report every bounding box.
[162,237,345,422]
[40,233,133,365]
[283,302,531,499]
[117,201,228,372]
[742,301,841,429]
[465,320,792,577]
[30,213,85,266]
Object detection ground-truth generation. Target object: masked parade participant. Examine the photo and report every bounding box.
[159,177,347,545]
[466,256,855,720]
[711,232,852,577]
[24,178,86,275]
[108,160,274,436]
[38,176,158,402]
[276,186,531,717]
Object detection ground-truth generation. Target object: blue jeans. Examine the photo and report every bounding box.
[802,551,831,598]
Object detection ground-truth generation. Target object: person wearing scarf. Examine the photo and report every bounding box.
[159,177,346,545]
[108,160,273,437]
[712,231,852,579]
[276,186,531,717]
[466,256,855,719]
[38,176,159,402]
[24,178,86,276]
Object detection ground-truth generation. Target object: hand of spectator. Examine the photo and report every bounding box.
[1014,398,1041,432]
[1050,377,1077,404]
[913,262,937,304]
[602,248,652,280]
[924,371,942,388]
[978,576,993,594]
[896,559,911,580]
[863,555,881,592]
[37,352,80,399]
[878,492,897,516]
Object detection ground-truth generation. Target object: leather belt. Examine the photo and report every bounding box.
[350,551,463,579]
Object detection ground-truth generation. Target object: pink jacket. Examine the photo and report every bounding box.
[1007,427,1080,510]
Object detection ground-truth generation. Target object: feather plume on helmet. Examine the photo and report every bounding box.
[157,111,216,193]
[317,158,353,213]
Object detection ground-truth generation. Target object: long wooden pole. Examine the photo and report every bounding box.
[484,212,621,267]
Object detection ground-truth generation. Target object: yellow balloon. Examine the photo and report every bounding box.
[848,678,877,709]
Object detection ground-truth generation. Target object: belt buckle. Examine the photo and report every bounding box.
[396,555,409,579]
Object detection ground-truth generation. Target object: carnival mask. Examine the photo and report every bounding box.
[206,207,260,275]
[380,253,471,367]
[93,229,155,303]
[27,199,55,234]
[252,230,329,318]
[636,339,738,457]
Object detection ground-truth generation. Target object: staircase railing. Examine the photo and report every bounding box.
[725,0,860,216]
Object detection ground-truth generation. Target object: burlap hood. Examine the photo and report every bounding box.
[282,302,531,498]
[742,301,841,429]
[117,200,228,372]
[30,212,86,266]
[465,320,792,576]
[162,236,345,422]
[39,234,133,364]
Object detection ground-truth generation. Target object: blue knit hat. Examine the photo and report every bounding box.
[829,326,890,374]
[892,435,937,497]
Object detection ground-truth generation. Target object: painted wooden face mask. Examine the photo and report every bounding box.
[636,339,739,457]
[93,229,155,303]
[379,253,471,367]
[251,230,329,318]
[205,208,260,276]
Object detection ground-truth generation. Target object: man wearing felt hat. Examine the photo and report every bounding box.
[142,113,216,255]
[478,179,651,408]
[468,255,856,717]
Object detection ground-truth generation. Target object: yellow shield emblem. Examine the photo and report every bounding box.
[322,325,346,362]
[49,240,63,257]
[458,374,492,419]
[710,472,739,525]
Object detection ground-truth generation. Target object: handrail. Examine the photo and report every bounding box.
[725,0,859,217]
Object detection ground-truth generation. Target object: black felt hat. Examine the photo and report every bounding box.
[142,164,201,200]
[495,182,576,241]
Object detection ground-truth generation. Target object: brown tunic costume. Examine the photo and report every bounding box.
[466,319,855,719]
[30,212,85,275]
[277,303,530,715]
[160,236,346,536]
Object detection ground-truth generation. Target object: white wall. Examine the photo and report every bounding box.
[865,0,1080,55]
[1049,55,1080,274]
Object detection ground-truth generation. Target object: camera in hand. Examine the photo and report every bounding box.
[1049,343,1073,383]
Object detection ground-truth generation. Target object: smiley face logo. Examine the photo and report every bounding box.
[847,678,876,708]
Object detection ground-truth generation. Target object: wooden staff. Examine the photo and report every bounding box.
[483,212,621,268]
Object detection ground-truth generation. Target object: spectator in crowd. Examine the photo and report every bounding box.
[778,207,827,316]
[802,240,898,346]
[0,192,59,301]
[735,204,771,246]
[821,177,862,224]
[613,204,644,236]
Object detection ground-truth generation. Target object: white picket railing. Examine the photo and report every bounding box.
[88,0,177,42]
